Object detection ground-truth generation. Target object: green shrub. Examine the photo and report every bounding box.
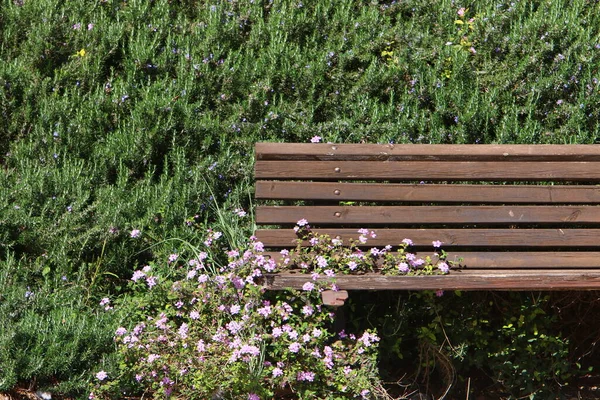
[2,0,600,396]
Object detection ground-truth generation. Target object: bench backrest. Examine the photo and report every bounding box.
[254,143,600,287]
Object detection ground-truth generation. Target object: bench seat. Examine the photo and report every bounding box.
[254,143,600,291]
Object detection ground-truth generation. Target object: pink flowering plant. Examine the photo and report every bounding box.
[90,232,383,399]
[284,220,454,277]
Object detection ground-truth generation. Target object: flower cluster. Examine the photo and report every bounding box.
[280,220,454,278]
[91,234,382,399]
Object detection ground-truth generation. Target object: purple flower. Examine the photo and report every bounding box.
[316,256,328,268]
[438,262,449,274]
[402,238,413,245]
[99,297,110,306]
[115,327,127,336]
[168,253,178,262]
[302,305,314,316]
[131,270,145,282]
[87,23,94,30]
[226,320,244,334]
[73,23,82,30]
[146,276,157,288]
[248,394,260,400]
[310,136,321,143]
[398,262,409,273]
[302,282,315,291]
[240,345,260,356]
[297,218,308,226]
[288,342,301,353]
[96,371,107,381]
[272,367,283,377]
[130,229,141,238]
[432,240,443,248]
[297,371,315,381]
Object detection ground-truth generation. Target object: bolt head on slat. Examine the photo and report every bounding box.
[334,212,341,217]
[334,189,341,195]
[334,167,341,173]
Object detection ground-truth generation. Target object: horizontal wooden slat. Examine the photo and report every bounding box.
[261,270,600,290]
[255,161,600,181]
[263,251,600,269]
[255,181,600,203]
[256,143,600,161]
[257,206,600,225]
[254,228,600,248]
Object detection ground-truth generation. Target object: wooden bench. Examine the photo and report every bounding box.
[254,143,600,292]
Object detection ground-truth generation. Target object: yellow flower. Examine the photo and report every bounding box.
[75,48,86,57]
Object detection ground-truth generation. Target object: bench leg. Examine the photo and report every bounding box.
[321,290,349,333]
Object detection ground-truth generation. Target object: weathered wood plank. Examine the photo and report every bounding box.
[255,181,600,203]
[256,205,600,225]
[255,161,600,181]
[256,143,600,161]
[255,228,600,248]
[262,251,600,269]
[261,270,600,290]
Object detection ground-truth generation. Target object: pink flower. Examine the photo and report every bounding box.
[402,238,413,245]
[272,367,283,377]
[130,229,141,238]
[432,240,443,248]
[248,394,260,400]
[96,371,107,381]
[457,7,466,16]
[302,281,315,291]
[115,327,127,336]
[310,136,322,143]
[436,289,445,297]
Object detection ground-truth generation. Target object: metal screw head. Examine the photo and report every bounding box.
[334,212,341,217]
[333,189,341,195]
[334,167,341,173]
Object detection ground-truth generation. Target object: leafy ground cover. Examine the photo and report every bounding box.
[2,0,600,398]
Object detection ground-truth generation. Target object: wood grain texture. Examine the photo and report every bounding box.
[255,228,600,248]
[256,143,600,161]
[261,270,600,290]
[255,161,600,181]
[255,181,600,203]
[256,205,600,225]
[262,251,600,269]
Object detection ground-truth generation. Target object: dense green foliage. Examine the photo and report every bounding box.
[2,0,600,397]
